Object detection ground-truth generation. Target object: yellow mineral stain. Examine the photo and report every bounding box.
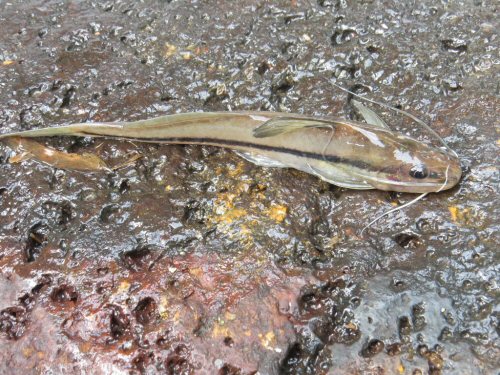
[159,296,169,319]
[215,208,247,224]
[2,60,14,66]
[79,341,92,353]
[449,206,471,224]
[266,204,288,222]
[22,347,34,358]
[214,166,223,176]
[164,43,177,58]
[117,280,130,292]
[215,192,237,210]
[172,310,181,322]
[224,311,236,321]
[212,190,247,223]
[328,234,342,248]
[448,206,459,222]
[227,161,245,178]
[164,185,173,192]
[448,205,486,228]
[258,331,276,350]
[496,139,500,147]
[345,322,358,330]
[398,362,405,374]
[189,267,203,278]
[239,224,252,237]
[212,323,231,338]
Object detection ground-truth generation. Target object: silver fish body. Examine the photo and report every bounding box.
[0,110,461,193]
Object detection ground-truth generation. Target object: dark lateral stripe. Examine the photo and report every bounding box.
[80,132,374,171]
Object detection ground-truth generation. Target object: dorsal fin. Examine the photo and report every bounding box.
[351,100,390,129]
[253,117,334,138]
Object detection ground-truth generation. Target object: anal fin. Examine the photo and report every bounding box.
[233,150,287,168]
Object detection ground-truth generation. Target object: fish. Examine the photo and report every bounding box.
[0,104,461,193]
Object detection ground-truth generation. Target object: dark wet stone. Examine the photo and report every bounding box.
[134,297,157,326]
[438,326,452,341]
[65,29,90,52]
[299,291,324,312]
[0,307,28,340]
[271,70,296,94]
[386,342,402,356]
[398,316,412,339]
[132,351,155,373]
[19,106,45,129]
[331,27,358,46]
[223,336,234,347]
[462,279,473,290]
[121,245,156,271]
[441,38,468,53]
[418,345,444,373]
[441,309,456,326]
[108,305,130,340]
[50,284,78,304]
[31,274,52,295]
[183,199,208,224]
[18,293,35,311]
[390,278,407,291]
[361,339,385,358]
[412,315,426,332]
[441,77,463,92]
[59,85,76,109]
[393,232,421,248]
[415,218,436,234]
[120,32,137,46]
[25,222,49,262]
[412,302,425,316]
[41,200,69,225]
[118,179,130,193]
[37,28,48,38]
[99,204,119,223]
[279,342,329,375]
[257,61,270,75]
[219,364,243,375]
[412,302,426,331]
[417,344,429,356]
[164,344,193,375]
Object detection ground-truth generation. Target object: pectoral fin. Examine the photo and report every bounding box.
[253,117,334,138]
[352,100,390,129]
[305,161,373,190]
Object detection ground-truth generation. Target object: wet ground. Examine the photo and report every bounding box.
[0,0,498,374]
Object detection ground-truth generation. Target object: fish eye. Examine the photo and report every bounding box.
[409,164,429,179]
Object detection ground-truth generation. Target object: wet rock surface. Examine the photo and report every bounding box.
[0,0,498,374]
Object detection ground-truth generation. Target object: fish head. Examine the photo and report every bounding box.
[365,135,462,193]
